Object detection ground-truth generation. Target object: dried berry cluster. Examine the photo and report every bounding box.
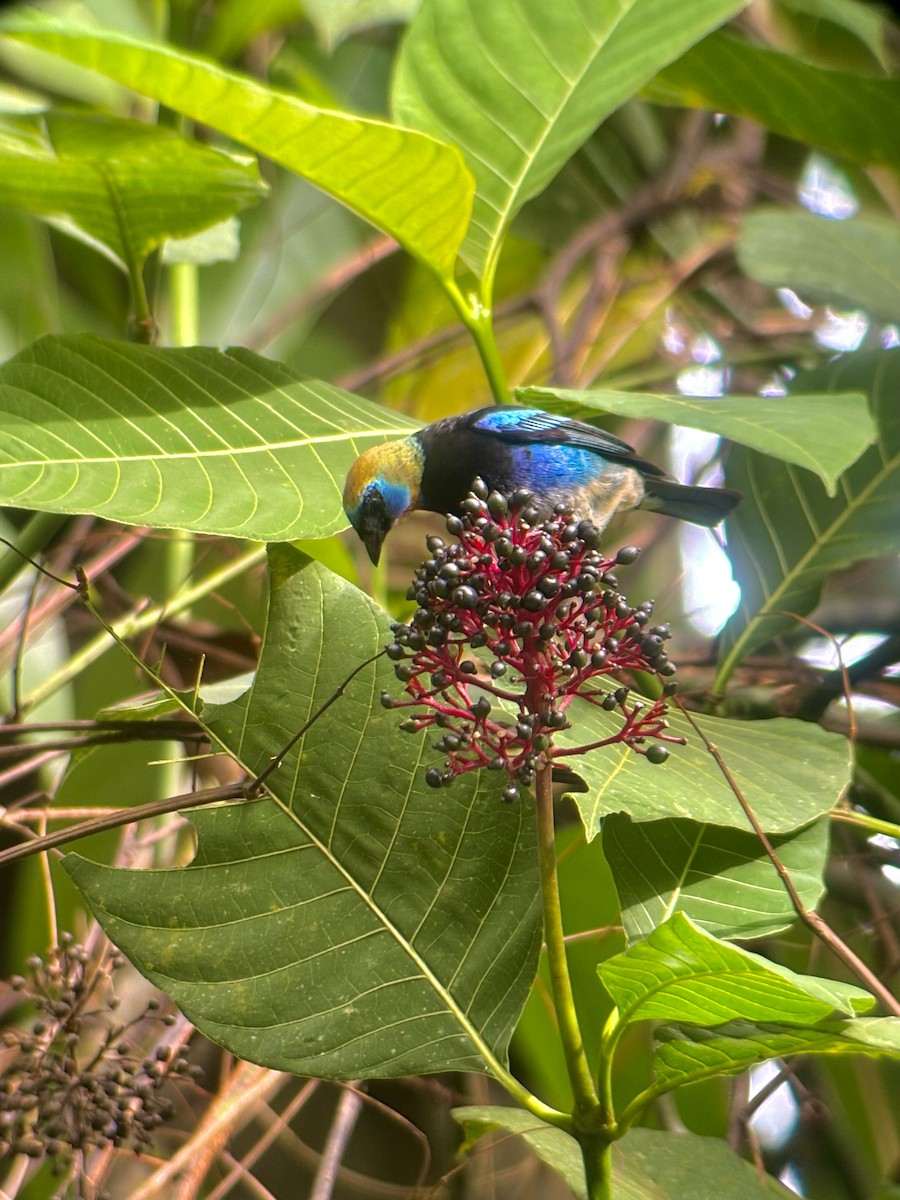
[384,483,683,801]
[0,934,199,1177]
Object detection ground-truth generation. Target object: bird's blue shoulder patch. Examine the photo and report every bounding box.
[472,407,566,435]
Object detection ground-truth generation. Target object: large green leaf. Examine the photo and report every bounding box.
[1,14,473,279]
[653,1016,900,1091]
[647,30,900,171]
[599,913,873,1030]
[0,111,264,271]
[717,350,900,687]
[560,695,849,836]
[603,814,828,943]
[519,385,873,493]
[739,211,900,324]
[64,547,542,1077]
[392,0,749,289]
[0,335,418,540]
[455,1109,796,1200]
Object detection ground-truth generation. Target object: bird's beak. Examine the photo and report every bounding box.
[361,527,385,566]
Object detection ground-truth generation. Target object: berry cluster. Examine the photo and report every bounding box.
[0,935,199,1178]
[384,483,683,801]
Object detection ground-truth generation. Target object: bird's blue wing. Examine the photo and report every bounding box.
[470,407,667,476]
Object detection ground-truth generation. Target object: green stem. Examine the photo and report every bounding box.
[169,261,199,347]
[444,280,512,405]
[831,808,900,840]
[154,259,201,800]
[618,1082,677,1133]
[535,762,601,1122]
[580,1132,614,1200]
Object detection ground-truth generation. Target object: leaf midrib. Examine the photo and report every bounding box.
[0,429,415,468]
[479,0,636,285]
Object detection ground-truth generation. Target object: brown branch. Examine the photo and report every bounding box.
[0,783,250,868]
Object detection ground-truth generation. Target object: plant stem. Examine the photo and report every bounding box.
[534,762,600,1121]
[535,764,616,1195]
[580,1132,613,1200]
[169,261,199,347]
[444,280,513,405]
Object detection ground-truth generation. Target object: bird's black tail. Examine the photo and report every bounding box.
[641,478,741,527]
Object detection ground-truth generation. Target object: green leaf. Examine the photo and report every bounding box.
[392,0,749,289]
[613,1128,797,1199]
[603,814,828,943]
[64,547,542,1077]
[717,350,900,686]
[0,335,419,540]
[739,211,900,324]
[519,385,873,493]
[0,111,264,270]
[599,913,873,1031]
[647,31,900,171]
[454,1109,796,1200]
[1,14,473,279]
[561,695,849,835]
[653,1016,900,1091]
[774,0,890,70]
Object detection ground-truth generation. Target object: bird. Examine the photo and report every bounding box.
[343,406,741,565]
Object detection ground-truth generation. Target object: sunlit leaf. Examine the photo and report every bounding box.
[562,694,849,836]
[520,384,873,493]
[647,30,900,171]
[1,13,473,278]
[739,211,900,324]
[717,350,900,686]
[64,547,542,1076]
[653,1016,900,1091]
[603,814,828,943]
[393,0,749,288]
[600,913,873,1031]
[0,111,264,269]
[0,335,418,540]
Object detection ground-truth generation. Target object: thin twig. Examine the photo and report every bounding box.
[310,1082,365,1200]
[248,650,386,795]
[676,699,900,1016]
[0,784,249,868]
